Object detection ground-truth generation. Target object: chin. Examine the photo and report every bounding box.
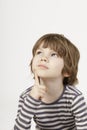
[37,73,51,79]
[37,74,47,78]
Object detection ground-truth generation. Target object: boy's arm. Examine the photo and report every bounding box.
[13,92,40,130]
[72,94,87,130]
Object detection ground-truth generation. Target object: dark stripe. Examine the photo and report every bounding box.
[73,102,86,112]
[26,95,40,106]
[16,119,31,129]
[37,120,75,128]
[22,106,34,115]
[72,96,84,108]
[20,111,31,119]
[36,114,73,119]
[18,116,31,124]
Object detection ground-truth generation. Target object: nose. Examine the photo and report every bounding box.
[40,56,48,62]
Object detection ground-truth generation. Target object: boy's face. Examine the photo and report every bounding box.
[32,45,64,80]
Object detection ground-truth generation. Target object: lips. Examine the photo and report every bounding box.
[38,64,48,69]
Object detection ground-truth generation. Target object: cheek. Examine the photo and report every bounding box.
[31,60,35,73]
[53,60,64,72]
[31,58,38,72]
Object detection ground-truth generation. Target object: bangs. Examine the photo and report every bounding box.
[40,38,66,57]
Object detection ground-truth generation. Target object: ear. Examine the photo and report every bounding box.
[63,73,70,77]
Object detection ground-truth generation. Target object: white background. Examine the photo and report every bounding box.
[0,0,87,130]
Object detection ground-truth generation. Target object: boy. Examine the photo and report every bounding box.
[13,33,87,130]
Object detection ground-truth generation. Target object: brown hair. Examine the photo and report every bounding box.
[30,33,80,86]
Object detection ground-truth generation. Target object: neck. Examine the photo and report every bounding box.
[41,77,64,95]
[40,78,64,103]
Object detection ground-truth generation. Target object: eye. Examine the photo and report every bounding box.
[51,52,58,57]
[35,50,42,55]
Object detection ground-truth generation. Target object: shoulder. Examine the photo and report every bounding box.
[64,86,86,107]
[19,86,41,106]
[64,85,84,102]
[65,86,87,114]
[20,86,33,99]
[65,85,82,96]
[65,85,86,105]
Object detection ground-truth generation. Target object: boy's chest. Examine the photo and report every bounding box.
[34,103,74,127]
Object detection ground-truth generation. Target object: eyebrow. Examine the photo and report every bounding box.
[36,47,58,53]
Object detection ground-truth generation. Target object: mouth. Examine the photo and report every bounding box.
[38,64,48,69]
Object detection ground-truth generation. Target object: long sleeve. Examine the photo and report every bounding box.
[71,93,87,130]
[14,88,40,130]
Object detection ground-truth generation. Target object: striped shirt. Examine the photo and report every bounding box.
[14,85,87,130]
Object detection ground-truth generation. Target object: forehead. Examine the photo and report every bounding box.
[36,41,60,52]
[36,44,57,53]
[37,42,55,49]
